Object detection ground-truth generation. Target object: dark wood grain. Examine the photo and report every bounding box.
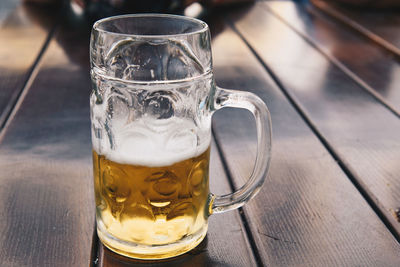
[96,140,257,267]
[311,0,400,57]
[211,19,400,266]
[0,1,57,130]
[0,21,94,265]
[263,1,400,117]
[229,0,400,244]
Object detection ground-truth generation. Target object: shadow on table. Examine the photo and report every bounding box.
[96,236,229,267]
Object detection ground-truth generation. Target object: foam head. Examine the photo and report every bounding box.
[92,118,210,167]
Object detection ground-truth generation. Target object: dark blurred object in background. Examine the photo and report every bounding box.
[24,0,254,22]
[81,0,254,20]
[82,0,184,20]
[313,0,400,9]
[21,0,252,68]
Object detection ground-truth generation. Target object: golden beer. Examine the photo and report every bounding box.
[92,147,211,259]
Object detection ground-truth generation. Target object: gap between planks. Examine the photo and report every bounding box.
[311,0,400,60]
[212,129,264,267]
[260,2,400,119]
[0,25,57,142]
[225,14,400,244]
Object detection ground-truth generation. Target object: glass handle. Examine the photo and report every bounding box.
[210,87,272,214]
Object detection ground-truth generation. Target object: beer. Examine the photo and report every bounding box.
[92,145,211,259]
[90,68,214,258]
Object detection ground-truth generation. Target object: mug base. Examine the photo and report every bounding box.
[97,221,208,260]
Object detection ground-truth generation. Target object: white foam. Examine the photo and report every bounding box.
[92,117,210,167]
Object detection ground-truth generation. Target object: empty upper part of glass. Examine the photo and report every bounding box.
[91,14,213,82]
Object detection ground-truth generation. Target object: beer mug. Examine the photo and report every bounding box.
[90,14,272,260]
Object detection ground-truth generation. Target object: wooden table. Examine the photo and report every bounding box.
[1,0,400,266]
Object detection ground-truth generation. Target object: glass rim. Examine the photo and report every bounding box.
[92,13,209,38]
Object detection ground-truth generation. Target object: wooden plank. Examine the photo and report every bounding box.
[311,0,400,57]
[262,1,400,117]
[211,19,400,266]
[0,28,94,266]
[95,140,257,267]
[0,1,56,130]
[260,0,400,233]
[230,0,400,245]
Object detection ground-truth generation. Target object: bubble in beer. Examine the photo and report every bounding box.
[149,201,171,208]
[145,171,181,205]
[102,165,131,203]
[110,202,123,219]
[167,201,197,233]
[98,198,107,211]
[153,177,180,197]
[122,203,155,221]
[120,204,155,242]
[167,201,196,221]
[189,160,207,196]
